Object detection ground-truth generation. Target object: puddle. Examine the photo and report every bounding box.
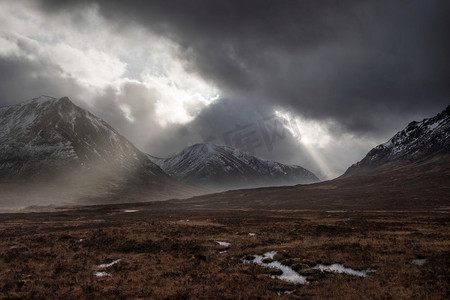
[242,251,308,284]
[248,233,256,236]
[93,271,111,277]
[313,264,373,277]
[412,258,426,266]
[124,210,139,213]
[97,259,121,269]
[217,241,231,247]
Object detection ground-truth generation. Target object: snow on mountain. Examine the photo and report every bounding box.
[0,96,200,205]
[345,105,450,175]
[149,143,319,190]
[0,96,165,178]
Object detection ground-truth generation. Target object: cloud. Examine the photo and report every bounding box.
[141,98,377,179]
[0,50,84,106]
[0,0,219,131]
[36,0,449,135]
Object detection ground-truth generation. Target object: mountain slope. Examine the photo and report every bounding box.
[345,105,450,175]
[0,96,200,207]
[150,143,319,190]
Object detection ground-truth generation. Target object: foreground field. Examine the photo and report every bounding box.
[0,206,449,299]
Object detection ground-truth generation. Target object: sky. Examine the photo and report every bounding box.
[0,0,448,179]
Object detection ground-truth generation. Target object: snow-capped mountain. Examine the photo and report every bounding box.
[0,96,167,177]
[345,105,450,175]
[149,143,319,190]
[0,96,199,205]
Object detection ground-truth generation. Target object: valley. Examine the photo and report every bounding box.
[1,1,449,298]
[0,206,448,299]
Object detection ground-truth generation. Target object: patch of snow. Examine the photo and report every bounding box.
[109,131,119,143]
[313,264,374,277]
[248,233,256,236]
[264,251,277,259]
[219,250,227,254]
[412,258,426,266]
[97,259,121,269]
[94,271,111,277]
[124,210,139,213]
[217,241,231,247]
[277,290,295,296]
[242,251,308,285]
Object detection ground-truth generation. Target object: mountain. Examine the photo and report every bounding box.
[166,106,450,211]
[0,96,200,208]
[344,105,450,175]
[149,143,319,190]
[0,96,165,178]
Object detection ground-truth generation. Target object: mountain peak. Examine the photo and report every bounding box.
[181,143,231,157]
[21,95,73,107]
[56,96,72,104]
[29,95,56,103]
[0,95,167,177]
[187,143,217,153]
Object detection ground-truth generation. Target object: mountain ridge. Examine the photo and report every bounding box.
[344,105,450,176]
[149,143,319,191]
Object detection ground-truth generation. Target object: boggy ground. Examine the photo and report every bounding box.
[0,206,448,299]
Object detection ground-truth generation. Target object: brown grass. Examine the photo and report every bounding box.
[0,208,448,299]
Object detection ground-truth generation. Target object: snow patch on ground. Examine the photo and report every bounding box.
[94,271,111,277]
[217,241,231,247]
[248,233,256,236]
[313,264,374,277]
[242,251,308,284]
[277,290,295,296]
[412,258,426,266]
[124,210,139,213]
[97,259,121,269]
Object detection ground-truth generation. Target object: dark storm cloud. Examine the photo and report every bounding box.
[0,56,83,106]
[37,0,450,136]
